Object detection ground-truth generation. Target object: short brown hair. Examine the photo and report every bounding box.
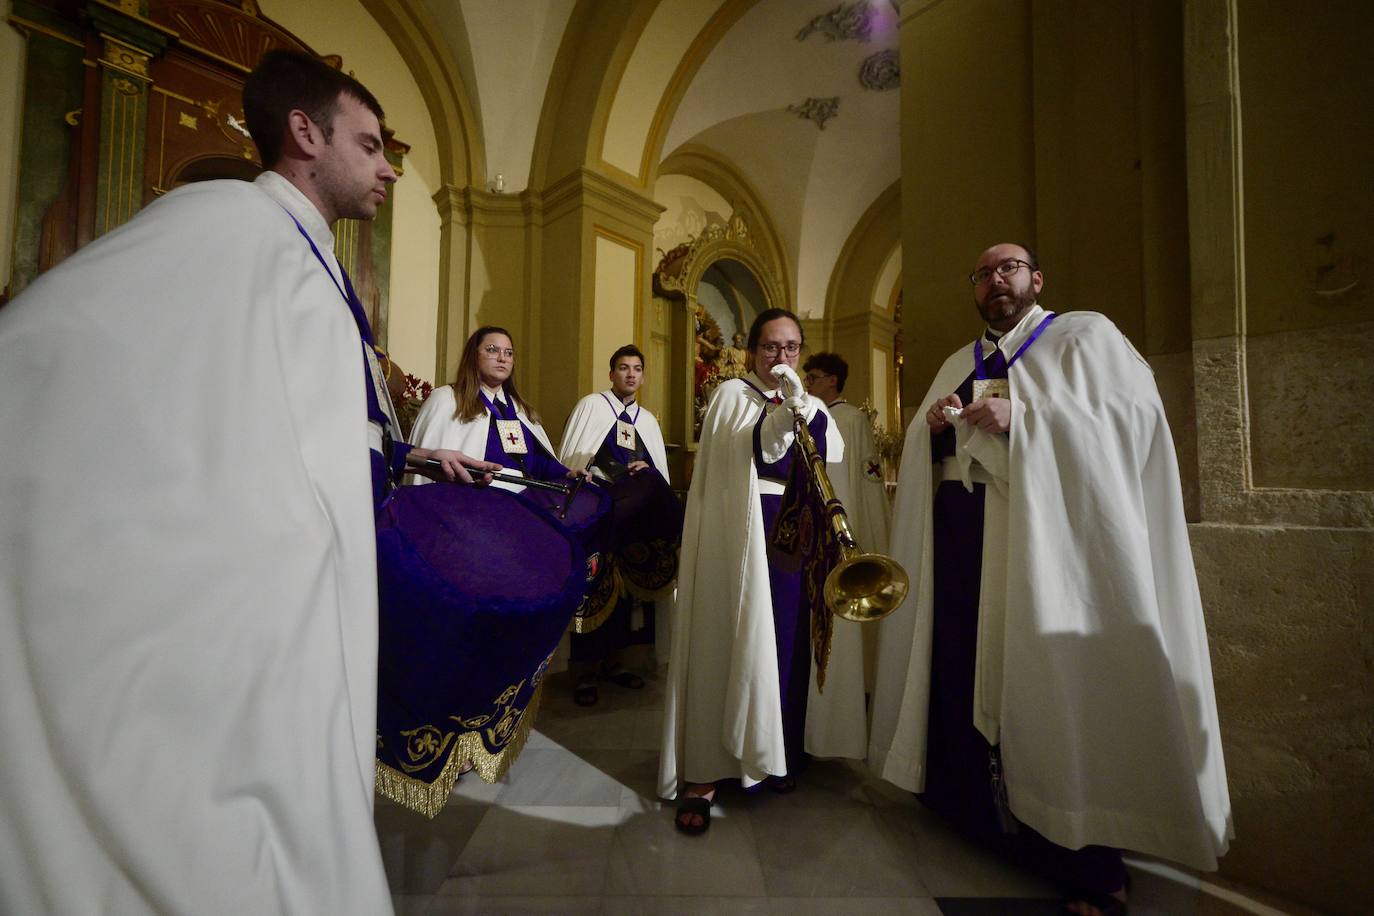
[802,352,848,392]
[609,344,645,371]
[243,49,385,168]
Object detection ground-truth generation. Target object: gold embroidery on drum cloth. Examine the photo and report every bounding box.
[620,538,679,600]
[374,655,552,819]
[570,563,622,634]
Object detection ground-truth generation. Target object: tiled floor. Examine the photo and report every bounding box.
[375,667,1283,916]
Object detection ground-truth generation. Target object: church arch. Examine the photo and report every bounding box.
[823,179,901,429]
[358,0,483,189]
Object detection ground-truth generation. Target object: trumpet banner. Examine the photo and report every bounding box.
[769,450,840,691]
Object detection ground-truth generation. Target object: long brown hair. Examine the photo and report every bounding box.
[451,326,540,423]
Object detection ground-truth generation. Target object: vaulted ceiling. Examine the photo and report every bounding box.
[419,0,902,317]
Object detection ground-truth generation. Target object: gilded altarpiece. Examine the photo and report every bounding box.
[653,211,786,482]
[5,0,404,347]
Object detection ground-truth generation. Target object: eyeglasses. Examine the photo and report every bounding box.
[756,342,802,356]
[481,345,515,359]
[804,371,830,384]
[969,258,1033,286]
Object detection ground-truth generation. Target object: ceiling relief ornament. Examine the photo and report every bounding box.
[796,1,875,43]
[787,96,841,130]
[859,49,900,91]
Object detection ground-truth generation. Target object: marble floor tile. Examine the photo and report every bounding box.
[902,808,1055,900]
[630,707,666,750]
[933,899,1061,915]
[376,800,488,896]
[445,766,509,806]
[438,805,622,897]
[542,671,648,715]
[422,894,604,914]
[748,804,932,898]
[494,746,629,807]
[375,664,1281,916]
[768,898,943,915]
[748,758,879,810]
[857,773,923,811]
[391,895,437,916]
[603,798,768,897]
[600,895,773,915]
[574,748,662,806]
[530,703,643,751]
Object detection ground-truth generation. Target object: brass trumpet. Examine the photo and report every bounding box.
[790,410,909,622]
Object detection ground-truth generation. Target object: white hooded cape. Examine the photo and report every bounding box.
[406,383,558,492]
[658,374,867,796]
[868,307,1232,871]
[558,390,671,484]
[812,398,893,741]
[825,400,892,555]
[0,177,392,914]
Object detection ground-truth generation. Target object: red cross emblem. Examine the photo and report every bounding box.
[506,431,520,446]
[621,428,633,443]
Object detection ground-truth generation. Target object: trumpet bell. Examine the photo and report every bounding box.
[824,552,910,623]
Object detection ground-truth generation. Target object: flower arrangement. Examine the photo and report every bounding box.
[395,372,433,439]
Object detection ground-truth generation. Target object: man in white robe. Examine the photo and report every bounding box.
[800,350,890,740]
[0,50,475,915]
[558,345,674,703]
[659,309,867,834]
[868,243,1232,913]
[801,352,892,557]
[560,345,671,483]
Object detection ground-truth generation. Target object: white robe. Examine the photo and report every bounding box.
[868,307,1233,871]
[406,383,559,492]
[825,400,892,555]
[0,176,392,914]
[658,373,867,796]
[558,390,671,484]
[802,398,893,755]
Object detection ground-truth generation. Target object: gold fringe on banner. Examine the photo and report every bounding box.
[375,683,545,819]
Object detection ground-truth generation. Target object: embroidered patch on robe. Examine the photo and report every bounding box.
[496,419,528,455]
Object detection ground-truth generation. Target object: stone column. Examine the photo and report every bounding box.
[896,0,1036,407]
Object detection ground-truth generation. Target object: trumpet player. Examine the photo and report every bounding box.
[659,308,867,835]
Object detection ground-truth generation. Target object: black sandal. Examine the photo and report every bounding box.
[674,795,711,835]
[766,773,797,794]
[574,681,599,706]
[600,664,645,689]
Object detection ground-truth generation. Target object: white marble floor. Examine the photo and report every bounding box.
[375,667,1279,916]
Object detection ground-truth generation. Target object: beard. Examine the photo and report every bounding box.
[976,283,1037,327]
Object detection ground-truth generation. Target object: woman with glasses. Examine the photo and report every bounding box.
[407,325,607,608]
[387,326,596,799]
[659,307,867,835]
[408,326,573,490]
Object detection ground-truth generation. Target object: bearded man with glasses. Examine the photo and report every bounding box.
[660,307,867,835]
[869,243,1233,916]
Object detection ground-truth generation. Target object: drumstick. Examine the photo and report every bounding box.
[423,458,573,494]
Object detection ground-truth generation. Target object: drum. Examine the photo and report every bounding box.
[519,480,618,633]
[374,483,584,818]
[605,469,684,597]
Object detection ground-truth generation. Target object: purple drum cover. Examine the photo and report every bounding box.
[375,483,585,815]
